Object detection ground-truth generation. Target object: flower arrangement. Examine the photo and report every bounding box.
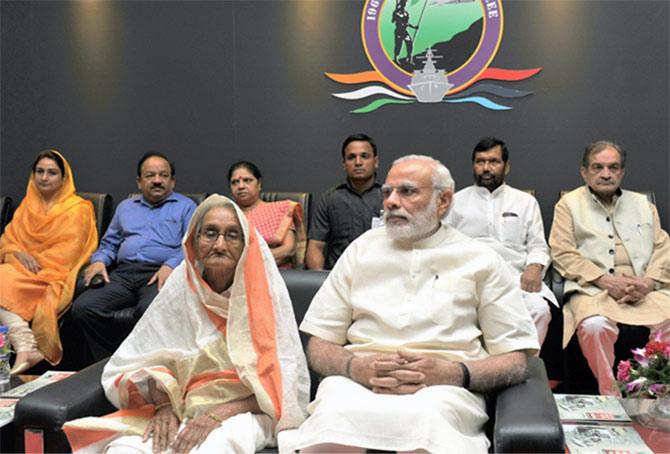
[0,328,11,382]
[0,333,10,355]
[616,331,670,398]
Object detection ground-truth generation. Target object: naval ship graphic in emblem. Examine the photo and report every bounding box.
[408,48,453,103]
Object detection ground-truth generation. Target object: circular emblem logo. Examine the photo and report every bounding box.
[361,0,503,96]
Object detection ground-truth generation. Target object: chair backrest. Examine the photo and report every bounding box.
[260,192,311,228]
[127,192,209,205]
[521,188,536,197]
[0,196,13,235]
[280,269,328,399]
[559,189,655,204]
[77,192,113,242]
[183,193,209,205]
[279,269,328,338]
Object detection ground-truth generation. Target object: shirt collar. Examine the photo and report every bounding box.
[586,185,622,207]
[339,179,381,195]
[135,191,178,208]
[473,182,507,197]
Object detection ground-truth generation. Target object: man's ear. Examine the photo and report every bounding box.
[437,190,453,219]
[579,166,587,181]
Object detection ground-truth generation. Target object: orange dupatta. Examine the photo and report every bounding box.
[0,151,98,364]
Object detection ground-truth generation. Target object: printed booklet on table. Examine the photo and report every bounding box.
[562,423,652,454]
[0,371,74,399]
[554,394,631,424]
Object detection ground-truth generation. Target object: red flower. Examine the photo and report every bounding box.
[646,340,668,356]
[616,360,632,382]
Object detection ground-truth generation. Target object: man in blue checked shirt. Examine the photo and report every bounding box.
[72,152,196,360]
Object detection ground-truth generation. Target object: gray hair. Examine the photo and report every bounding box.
[392,154,455,193]
[582,140,627,168]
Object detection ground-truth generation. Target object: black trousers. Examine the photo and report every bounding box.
[71,262,161,361]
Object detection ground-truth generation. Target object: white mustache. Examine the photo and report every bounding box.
[385,209,410,221]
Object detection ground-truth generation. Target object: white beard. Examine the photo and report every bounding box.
[385,195,440,242]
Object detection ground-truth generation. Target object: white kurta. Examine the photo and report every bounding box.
[280,225,539,453]
[445,184,558,307]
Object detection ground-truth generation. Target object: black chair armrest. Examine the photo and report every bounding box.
[13,359,113,453]
[493,357,564,453]
[551,266,566,306]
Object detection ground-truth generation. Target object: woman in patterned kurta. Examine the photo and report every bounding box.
[228,161,305,269]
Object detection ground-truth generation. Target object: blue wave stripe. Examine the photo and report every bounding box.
[451,83,533,99]
[444,96,511,111]
[351,98,415,114]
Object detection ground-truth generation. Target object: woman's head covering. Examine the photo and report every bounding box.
[26,150,76,208]
[100,194,309,434]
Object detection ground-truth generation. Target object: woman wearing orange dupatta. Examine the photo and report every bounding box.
[229,161,306,269]
[0,149,97,372]
[63,195,308,453]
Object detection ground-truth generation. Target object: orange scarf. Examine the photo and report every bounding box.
[0,151,98,364]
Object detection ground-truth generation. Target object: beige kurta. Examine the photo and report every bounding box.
[550,187,670,346]
[280,225,539,453]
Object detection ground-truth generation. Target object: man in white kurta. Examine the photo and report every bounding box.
[279,155,539,453]
[445,137,557,346]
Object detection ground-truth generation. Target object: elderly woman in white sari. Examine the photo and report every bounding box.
[63,195,309,453]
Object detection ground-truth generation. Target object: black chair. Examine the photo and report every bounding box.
[77,192,113,242]
[0,196,13,235]
[70,192,114,300]
[551,190,656,394]
[14,269,563,453]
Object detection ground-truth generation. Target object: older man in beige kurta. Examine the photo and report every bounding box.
[551,186,670,396]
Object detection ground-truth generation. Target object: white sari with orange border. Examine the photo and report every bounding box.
[63,195,309,453]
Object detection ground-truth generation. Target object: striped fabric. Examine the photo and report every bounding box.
[64,195,309,452]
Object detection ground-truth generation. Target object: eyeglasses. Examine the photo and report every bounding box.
[381,184,439,199]
[198,229,243,245]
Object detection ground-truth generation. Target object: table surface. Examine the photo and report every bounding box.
[632,422,670,454]
[622,399,670,454]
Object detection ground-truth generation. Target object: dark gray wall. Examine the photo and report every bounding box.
[2,0,668,230]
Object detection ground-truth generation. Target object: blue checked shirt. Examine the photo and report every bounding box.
[91,192,196,269]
